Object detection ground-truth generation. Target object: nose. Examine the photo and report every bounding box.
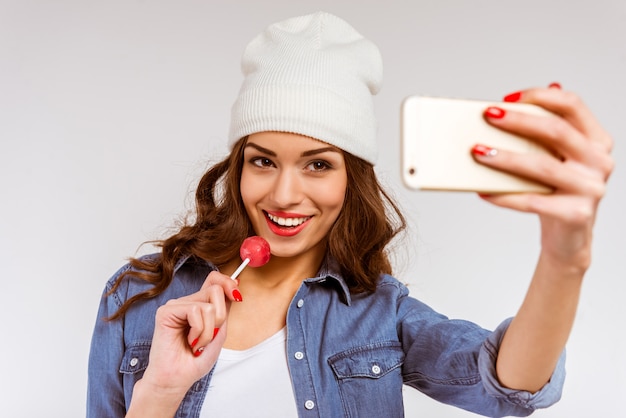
[270,168,303,208]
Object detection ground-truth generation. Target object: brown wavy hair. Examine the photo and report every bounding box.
[108,137,406,320]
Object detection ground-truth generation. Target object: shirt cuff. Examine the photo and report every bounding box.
[478,317,566,410]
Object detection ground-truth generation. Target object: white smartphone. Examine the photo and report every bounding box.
[401,95,554,193]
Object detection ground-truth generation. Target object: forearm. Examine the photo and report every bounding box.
[496,251,584,393]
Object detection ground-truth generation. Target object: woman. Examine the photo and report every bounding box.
[87,11,613,418]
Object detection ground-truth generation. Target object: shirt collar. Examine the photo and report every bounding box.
[173,253,218,275]
[304,255,352,306]
[173,254,193,272]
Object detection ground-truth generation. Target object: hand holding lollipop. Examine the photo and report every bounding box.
[125,236,270,414]
[230,236,271,280]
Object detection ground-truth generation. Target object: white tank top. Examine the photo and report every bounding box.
[200,327,299,417]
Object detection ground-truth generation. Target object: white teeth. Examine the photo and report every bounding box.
[267,213,310,227]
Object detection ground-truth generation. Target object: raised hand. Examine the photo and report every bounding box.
[126,270,242,417]
[473,84,613,271]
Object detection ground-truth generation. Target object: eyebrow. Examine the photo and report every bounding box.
[245,142,341,157]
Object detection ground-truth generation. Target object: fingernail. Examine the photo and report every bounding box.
[232,289,243,302]
[190,337,199,349]
[548,82,562,89]
[213,328,220,338]
[472,144,498,157]
[503,91,522,102]
[194,346,205,357]
[484,106,506,119]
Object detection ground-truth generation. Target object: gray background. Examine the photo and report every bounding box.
[1,0,624,416]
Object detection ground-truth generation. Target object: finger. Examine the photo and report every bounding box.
[202,270,244,302]
[155,300,213,347]
[185,285,232,351]
[206,284,230,326]
[478,193,597,227]
[483,105,589,163]
[193,319,228,361]
[182,304,216,354]
[472,146,606,198]
[189,293,231,357]
[504,87,613,153]
[202,270,237,288]
[179,270,243,303]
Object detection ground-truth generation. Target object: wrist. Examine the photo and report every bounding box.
[540,222,593,276]
[126,378,187,418]
[539,247,590,279]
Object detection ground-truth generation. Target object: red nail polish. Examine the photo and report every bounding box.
[213,328,220,338]
[232,289,243,302]
[503,91,522,102]
[194,347,205,357]
[548,82,562,89]
[484,106,506,119]
[190,337,199,348]
[472,144,498,157]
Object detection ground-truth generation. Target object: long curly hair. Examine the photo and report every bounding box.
[107,137,406,320]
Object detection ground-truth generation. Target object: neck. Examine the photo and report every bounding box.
[220,246,327,351]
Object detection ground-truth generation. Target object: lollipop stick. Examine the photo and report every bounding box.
[230,258,250,280]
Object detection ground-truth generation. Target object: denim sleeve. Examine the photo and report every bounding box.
[399,289,566,417]
[478,317,566,409]
[86,266,129,418]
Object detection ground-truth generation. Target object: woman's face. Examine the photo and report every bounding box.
[240,131,348,261]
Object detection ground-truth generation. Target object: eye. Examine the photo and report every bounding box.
[306,160,331,172]
[250,157,275,168]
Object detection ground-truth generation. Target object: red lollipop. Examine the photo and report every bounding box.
[230,236,271,280]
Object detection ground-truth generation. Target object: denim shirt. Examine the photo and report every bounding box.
[87,254,565,417]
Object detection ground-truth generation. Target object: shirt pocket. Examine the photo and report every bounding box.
[328,341,405,418]
[118,342,207,396]
[119,343,151,375]
[119,342,151,404]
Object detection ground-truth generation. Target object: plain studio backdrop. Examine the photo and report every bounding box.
[1,1,624,417]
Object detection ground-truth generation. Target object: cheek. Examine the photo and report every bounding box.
[316,175,347,214]
[239,170,260,211]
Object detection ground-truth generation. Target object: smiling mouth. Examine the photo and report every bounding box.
[265,212,311,227]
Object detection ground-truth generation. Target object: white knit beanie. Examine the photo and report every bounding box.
[228,11,383,164]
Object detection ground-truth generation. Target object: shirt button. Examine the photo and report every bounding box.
[304,400,315,410]
[294,351,304,360]
[297,299,304,308]
[129,358,139,367]
[372,364,381,375]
